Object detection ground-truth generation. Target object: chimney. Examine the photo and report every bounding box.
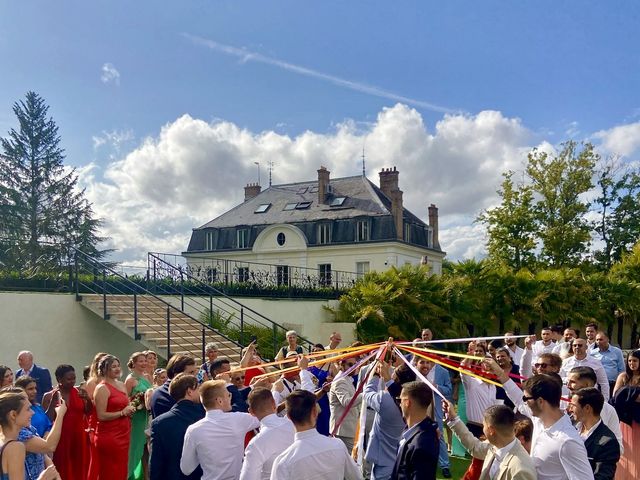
[379,167,403,240]
[244,183,261,201]
[379,166,399,198]
[317,166,330,204]
[390,189,404,240]
[428,204,440,249]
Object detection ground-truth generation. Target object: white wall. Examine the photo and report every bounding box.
[0,292,355,374]
[0,292,147,378]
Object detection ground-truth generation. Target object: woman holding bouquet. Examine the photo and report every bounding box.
[94,355,136,480]
[41,364,91,480]
[125,352,150,480]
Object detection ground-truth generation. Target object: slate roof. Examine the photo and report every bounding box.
[198,175,426,229]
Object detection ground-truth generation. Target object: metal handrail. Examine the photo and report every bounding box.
[72,248,244,357]
[148,252,315,355]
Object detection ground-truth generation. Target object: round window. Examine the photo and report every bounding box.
[277,232,286,246]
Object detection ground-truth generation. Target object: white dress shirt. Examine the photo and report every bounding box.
[271,370,315,406]
[181,409,259,480]
[530,414,594,480]
[507,345,525,367]
[532,340,556,358]
[559,355,610,400]
[270,428,363,480]
[489,437,519,479]
[240,413,295,480]
[461,373,496,424]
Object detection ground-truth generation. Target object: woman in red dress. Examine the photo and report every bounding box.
[93,355,136,480]
[42,364,91,480]
[85,352,108,480]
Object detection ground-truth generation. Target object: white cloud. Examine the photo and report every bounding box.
[92,129,134,152]
[100,63,121,86]
[81,104,541,263]
[593,122,640,157]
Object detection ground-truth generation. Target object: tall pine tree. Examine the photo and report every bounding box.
[0,91,105,269]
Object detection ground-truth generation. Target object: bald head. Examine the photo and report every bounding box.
[17,351,34,371]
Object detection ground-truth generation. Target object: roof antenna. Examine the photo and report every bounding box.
[361,145,366,177]
[268,160,275,187]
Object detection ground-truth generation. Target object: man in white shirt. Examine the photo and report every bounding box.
[272,353,315,406]
[485,359,594,480]
[532,327,556,359]
[551,328,576,359]
[559,338,610,400]
[271,389,363,480]
[325,331,342,351]
[240,387,295,480]
[584,323,598,350]
[180,380,260,480]
[504,331,524,367]
[567,366,623,453]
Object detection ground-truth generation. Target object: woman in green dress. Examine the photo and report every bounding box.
[124,352,151,480]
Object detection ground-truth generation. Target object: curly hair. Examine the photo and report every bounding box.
[97,355,120,378]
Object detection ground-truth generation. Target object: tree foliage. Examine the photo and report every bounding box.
[0,92,106,269]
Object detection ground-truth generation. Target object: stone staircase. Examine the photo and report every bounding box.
[80,294,242,363]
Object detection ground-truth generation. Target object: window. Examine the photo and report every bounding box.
[309,186,318,193]
[206,267,218,283]
[318,224,331,245]
[277,232,286,246]
[295,201,312,209]
[254,203,271,213]
[205,231,214,250]
[237,229,249,249]
[356,261,370,278]
[283,203,297,211]
[276,265,289,286]
[356,220,370,242]
[404,223,411,242]
[237,267,249,283]
[319,263,332,287]
[297,187,309,194]
[330,196,346,207]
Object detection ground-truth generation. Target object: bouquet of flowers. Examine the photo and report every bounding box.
[129,391,146,411]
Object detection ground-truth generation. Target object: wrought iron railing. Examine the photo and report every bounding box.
[72,249,244,360]
[155,252,360,291]
[147,252,315,359]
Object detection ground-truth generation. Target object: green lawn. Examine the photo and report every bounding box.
[437,455,471,480]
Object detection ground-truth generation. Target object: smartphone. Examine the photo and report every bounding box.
[250,335,258,343]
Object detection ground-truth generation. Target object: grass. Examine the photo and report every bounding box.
[437,455,471,480]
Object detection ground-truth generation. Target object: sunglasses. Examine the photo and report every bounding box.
[522,395,536,402]
[534,363,548,369]
[232,376,245,381]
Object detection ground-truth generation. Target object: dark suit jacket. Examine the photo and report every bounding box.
[391,416,439,480]
[150,379,174,418]
[227,384,250,412]
[150,400,205,480]
[16,365,52,404]
[584,421,620,480]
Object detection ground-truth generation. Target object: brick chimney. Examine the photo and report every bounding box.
[428,204,440,249]
[317,166,330,204]
[244,183,261,201]
[379,167,399,198]
[379,167,403,240]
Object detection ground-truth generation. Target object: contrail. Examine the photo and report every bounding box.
[183,33,460,115]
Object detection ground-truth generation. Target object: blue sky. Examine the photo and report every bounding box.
[1,2,639,263]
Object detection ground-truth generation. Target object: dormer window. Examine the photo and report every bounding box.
[356,220,370,242]
[295,201,312,209]
[283,203,297,211]
[330,197,346,207]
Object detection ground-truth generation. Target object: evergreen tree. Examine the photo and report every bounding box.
[0,91,105,269]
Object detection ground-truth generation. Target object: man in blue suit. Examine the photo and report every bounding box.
[16,351,52,403]
[416,357,452,478]
[150,373,205,480]
[364,362,416,480]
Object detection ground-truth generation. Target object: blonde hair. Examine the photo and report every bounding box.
[199,380,228,409]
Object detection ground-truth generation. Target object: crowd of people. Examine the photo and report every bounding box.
[0,325,638,480]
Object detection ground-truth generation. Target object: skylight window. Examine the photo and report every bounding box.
[297,187,309,194]
[309,186,318,193]
[330,197,347,207]
[295,201,312,209]
[254,204,271,213]
[283,203,297,211]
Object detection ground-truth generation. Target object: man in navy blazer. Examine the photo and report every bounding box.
[416,358,452,478]
[150,373,205,480]
[16,351,52,403]
[391,381,439,480]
